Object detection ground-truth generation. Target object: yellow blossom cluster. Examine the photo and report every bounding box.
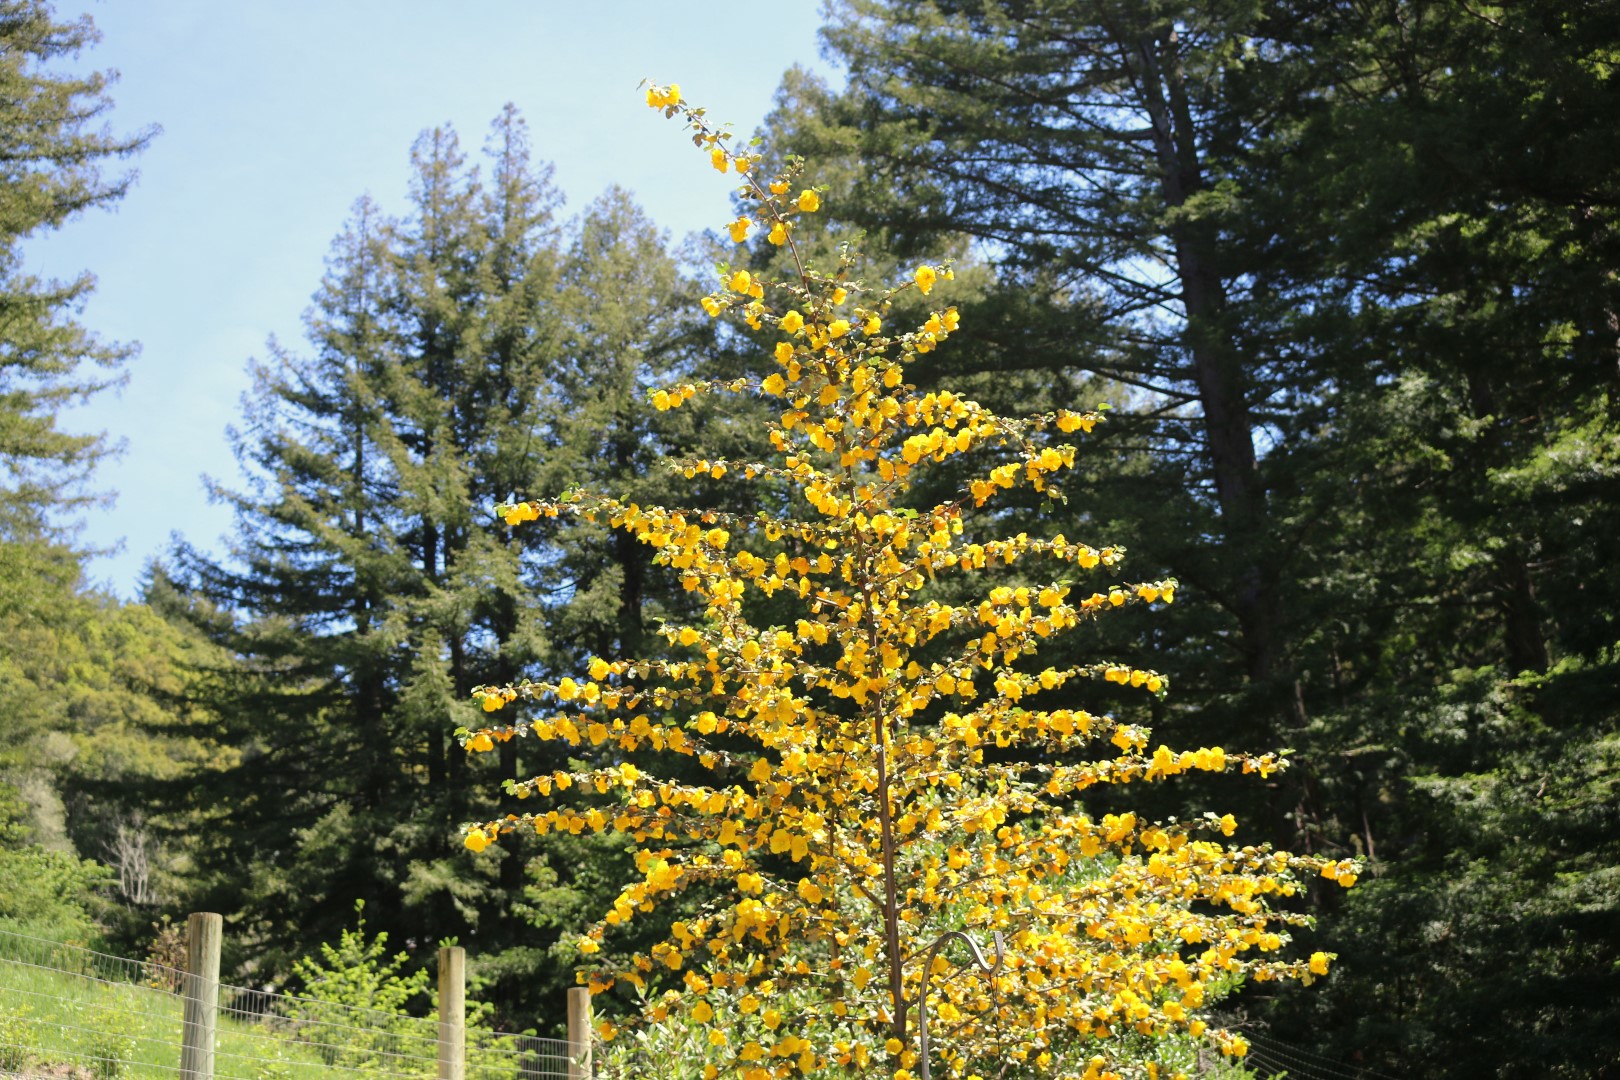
[460,86,1354,1080]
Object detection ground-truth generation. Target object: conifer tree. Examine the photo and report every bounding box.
[1237,6,1620,1075]
[769,5,1620,1076]
[163,114,566,983]
[460,86,1350,1080]
[163,106,721,1021]
[542,188,720,664]
[164,193,423,955]
[0,0,152,548]
[0,0,153,868]
[759,3,1368,869]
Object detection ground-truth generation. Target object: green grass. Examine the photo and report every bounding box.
[0,936,560,1079]
[0,959,343,1079]
[0,938,434,1078]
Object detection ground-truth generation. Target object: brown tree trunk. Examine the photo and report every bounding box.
[1134,28,1289,697]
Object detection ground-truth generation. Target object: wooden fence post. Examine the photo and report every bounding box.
[566,986,593,1080]
[437,946,466,1080]
[179,912,221,1080]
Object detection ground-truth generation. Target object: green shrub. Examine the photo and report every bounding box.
[82,997,138,1080]
[285,901,431,1072]
[0,1003,34,1072]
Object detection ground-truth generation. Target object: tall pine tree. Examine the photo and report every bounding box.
[0,0,154,899]
[774,3,1620,1075]
[779,0,1336,800]
[160,108,715,1026]
[1240,5,1620,1075]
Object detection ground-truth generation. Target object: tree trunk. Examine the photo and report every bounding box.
[1134,28,1288,696]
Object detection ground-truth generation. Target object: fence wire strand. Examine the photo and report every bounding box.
[1241,1028,1404,1080]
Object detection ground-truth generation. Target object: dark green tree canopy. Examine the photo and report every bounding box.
[772,3,1620,1076]
[0,0,154,543]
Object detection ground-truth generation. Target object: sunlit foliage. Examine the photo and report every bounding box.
[458,85,1351,1080]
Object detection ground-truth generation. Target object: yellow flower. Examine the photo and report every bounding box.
[827,319,851,339]
[464,829,490,852]
[644,83,680,109]
[864,315,881,335]
[710,145,728,173]
[914,265,937,294]
[577,935,600,955]
[780,310,805,333]
[691,1001,714,1023]
[797,189,820,212]
[762,373,786,396]
[768,221,788,245]
[770,179,790,196]
[728,269,752,293]
[1309,951,1331,975]
[774,341,794,363]
[729,217,752,243]
[466,732,494,752]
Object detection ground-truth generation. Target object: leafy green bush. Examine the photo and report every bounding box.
[285,901,432,1072]
[77,988,140,1080]
[0,783,114,938]
[0,1003,34,1072]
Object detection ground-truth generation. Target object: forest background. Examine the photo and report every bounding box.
[2,2,1616,1079]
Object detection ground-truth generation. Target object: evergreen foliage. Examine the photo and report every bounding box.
[2,3,1616,1070]
[771,3,1620,1075]
[0,0,195,942]
[0,0,152,547]
[156,106,713,1025]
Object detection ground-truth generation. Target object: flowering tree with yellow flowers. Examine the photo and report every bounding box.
[457,83,1357,1080]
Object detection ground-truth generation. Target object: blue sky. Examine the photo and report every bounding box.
[36,1,837,598]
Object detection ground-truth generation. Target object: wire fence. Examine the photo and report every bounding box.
[1239,1026,1405,1080]
[0,925,1392,1080]
[0,926,578,1079]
